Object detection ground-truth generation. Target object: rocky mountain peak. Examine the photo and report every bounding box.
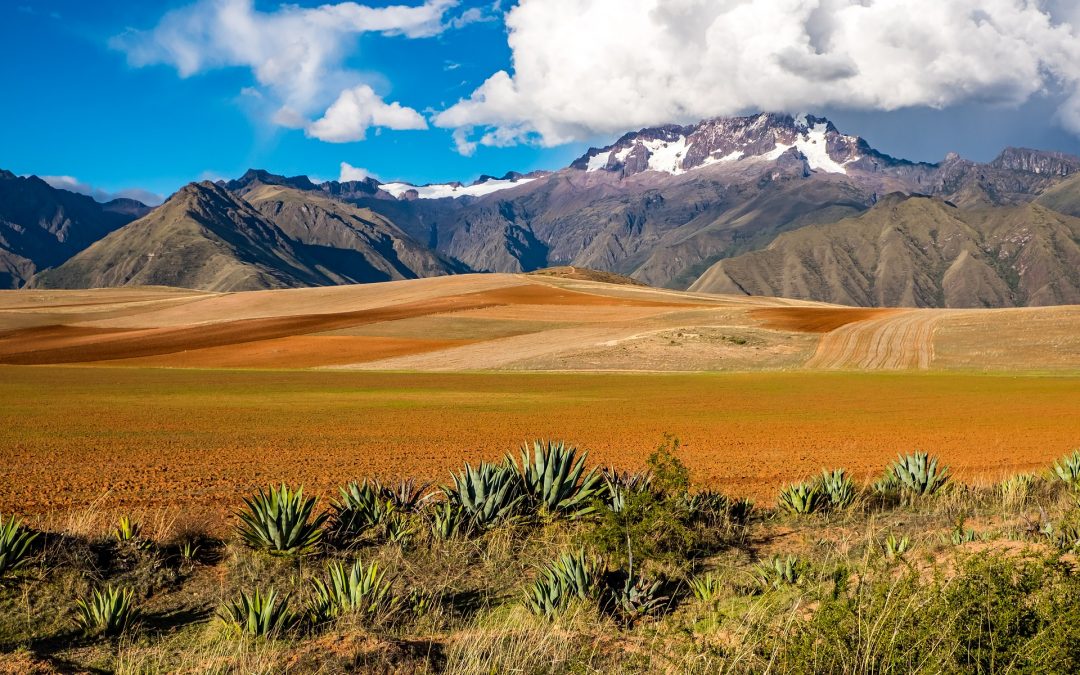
[572,112,873,178]
[989,147,1080,176]
[225,169,318,194]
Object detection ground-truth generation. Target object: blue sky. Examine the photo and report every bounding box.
[4,0,1080,205]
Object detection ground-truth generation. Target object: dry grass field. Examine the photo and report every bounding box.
[1,366,1077,530]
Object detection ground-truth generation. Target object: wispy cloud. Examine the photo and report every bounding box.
[41,175,163,205]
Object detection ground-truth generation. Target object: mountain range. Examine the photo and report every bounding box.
[8,112,1080,306]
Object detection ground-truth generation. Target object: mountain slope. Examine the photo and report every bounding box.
[689,194,1080,307]
[241,183,465,281]
[344,114,1080,289]
[0,170,148,288]
[30,182,336,292]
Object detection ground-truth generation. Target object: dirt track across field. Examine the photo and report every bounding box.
[806,310,948,370]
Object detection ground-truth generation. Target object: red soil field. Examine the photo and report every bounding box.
[1,367,1076,532]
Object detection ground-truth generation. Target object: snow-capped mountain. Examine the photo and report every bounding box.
[571,113,875,176]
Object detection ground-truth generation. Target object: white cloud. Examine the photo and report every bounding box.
[435,0,1080,149]
[113,0,456,133]
[40,175,163,206]
[307,85,428,142]
[339,162,378,182]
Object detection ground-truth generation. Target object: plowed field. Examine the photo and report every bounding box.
[1,366,1076,530]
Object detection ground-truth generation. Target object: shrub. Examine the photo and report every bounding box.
[778,481,825,515]
[1052,450,1080,489]
[885,452,949,497]
[218,587,297,638]
[523,549,598,619]
[446,462,523,531]
[0,514,37,579]
[1000,473,1039,509]
[817,469,856,510]
[510,440,602,519]
[235,484,327,555]
[76,586,138,637]
[309,558,396,624]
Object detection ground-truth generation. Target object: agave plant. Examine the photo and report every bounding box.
[727,497,755,525]
[523,549,598,619]
[113,515,142,543]
[510,440,602,519]
[76,586,138,637]
[430,499,466,540]
[329,481,390,544]
[309,558,396,624]
[376,478,434,513]
[218,587,297,638]
[817,469,856,510]
[687,572,724,603]
[756,555,802,589]
[382,509,415,544]
[235,484,327,555]
[601,468,653,513]
[0,514,37,579]
[446,462,523,530]
[884,534,911,560]
[605,574,668,626]
[777,481,824,515]
[682,490,730,526]
[886,452,949,497]
[1052,450,1080,489]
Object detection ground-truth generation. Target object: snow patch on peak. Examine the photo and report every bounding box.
[586,151,611,172]
[643,136,689,174]
[795,122,849,174]
[381,177,535,199]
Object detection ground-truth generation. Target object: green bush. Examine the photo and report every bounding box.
[1052,450,1080,489]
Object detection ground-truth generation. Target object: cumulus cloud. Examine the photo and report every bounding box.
[339,162,377,182]
[41,176,163,206]
[435,0,1080,150]
[307,85,428,142]
[113,0,456,135]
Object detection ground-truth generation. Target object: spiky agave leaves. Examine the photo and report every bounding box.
[1052,450,1080,489]
[218,587,297,638]
[329,480,390,544]
[0,514,37,579]
[523,549,598,619]
[886,452,950,498]
[430,499,466,540]
[755,555,803,590]
[817,469,857,510]
[309,558,397,624]
[605,574,668,626]
[777,481,825,514]
[236,484,327,555]
[376,478,434,513]
[600,467,653,513]
[446,462,523,531]
[510,440,602,519]
[76,586,138,637]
